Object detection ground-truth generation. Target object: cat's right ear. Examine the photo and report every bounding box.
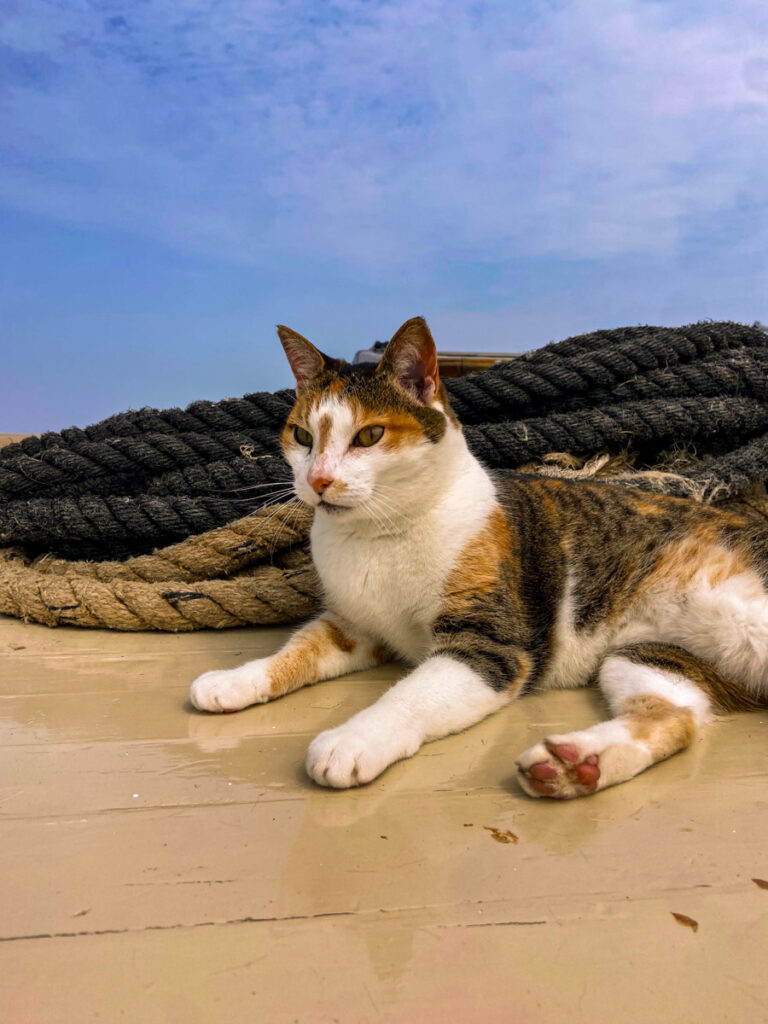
[277,325,326,391]
[377,317,439,405]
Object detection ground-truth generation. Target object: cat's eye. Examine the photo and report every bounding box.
[294,425,313,447]
[353,425,385,448]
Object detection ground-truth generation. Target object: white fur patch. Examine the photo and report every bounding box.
[654,576,768,695]
[541,570,613,689]
[306,655,509,787]
[599,655,712,725]
[311,419,497,662]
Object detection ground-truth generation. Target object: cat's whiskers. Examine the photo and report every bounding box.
[359,498,391,537]
[226,480,295,493]
[372,481,413,516]
[366,489,413,532]
[274,498,312,558]
[252,497,297,558]
[256,486,298,501]
[260,495,307,558]
[248,491,298,528]
[367,498,399,535]
[359,494,409,538]
[228,487,297,506]
[374,490,409,522]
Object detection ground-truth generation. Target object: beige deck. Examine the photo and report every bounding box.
[2,435,768,1022]
[1,613,767,1023]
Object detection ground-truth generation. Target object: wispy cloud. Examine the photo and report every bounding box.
[2,0,767,274]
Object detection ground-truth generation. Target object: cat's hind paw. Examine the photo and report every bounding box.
[189,663,269,713]
[516,737,601,800]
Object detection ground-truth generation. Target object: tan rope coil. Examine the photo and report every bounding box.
[0,503,320,631]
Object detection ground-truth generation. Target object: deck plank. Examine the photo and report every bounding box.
[2,894,766,1023]
[1,608,768,1022]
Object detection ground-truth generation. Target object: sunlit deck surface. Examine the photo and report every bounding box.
[1,434,767,1022]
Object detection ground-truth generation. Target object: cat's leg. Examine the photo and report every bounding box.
[189,614,386,713]
[516,643,715,799]
[306,655,515,788]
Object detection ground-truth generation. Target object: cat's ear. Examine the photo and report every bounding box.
[277,325,328,390]
[377,317,439,404]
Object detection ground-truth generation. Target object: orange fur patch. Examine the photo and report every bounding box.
[631,498,668,516]
[268,619,355,697]
[284,391,443,455]
[441,506,512,616]
[280,422,297,449]
[509,651,533,695]
[646,525,753,592]
[341,397,426,449]
[325,620,356,653]
[281,392,314,450]
[622,694,696,757]
[378,412,431,449]
[529,479,564,527]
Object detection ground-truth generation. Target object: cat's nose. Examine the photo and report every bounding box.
[308,472,334,495]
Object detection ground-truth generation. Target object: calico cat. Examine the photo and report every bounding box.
[190,317,768,798]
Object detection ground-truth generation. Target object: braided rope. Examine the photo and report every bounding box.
[2,320,767,630]
[0,432,283,499]
[466,396,768,480]
[0,504,318,631]
[447,322,768,422]
[3,390,766,559]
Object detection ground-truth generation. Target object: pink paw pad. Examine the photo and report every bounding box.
[518,743,602,799]
[550,743,580,763]
[573,754,600,786]
[529,762,558,781]
[527,761,559,796]
[543,741,601,791]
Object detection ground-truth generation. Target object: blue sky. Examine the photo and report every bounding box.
[2,0,767,431]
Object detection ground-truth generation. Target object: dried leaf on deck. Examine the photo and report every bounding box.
[483,826,518,845]
[671,912,699,932]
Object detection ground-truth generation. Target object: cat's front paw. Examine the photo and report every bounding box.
[306,721,416,788]
[189,661,270,713]
[516,737,602,800]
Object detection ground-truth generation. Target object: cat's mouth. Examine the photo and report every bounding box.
[317,498,351,514]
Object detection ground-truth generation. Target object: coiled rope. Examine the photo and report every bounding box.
[2,320,767,630]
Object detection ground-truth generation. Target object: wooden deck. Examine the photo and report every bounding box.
[2,606,768,1022]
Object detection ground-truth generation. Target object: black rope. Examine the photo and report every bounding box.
[2,321,767,560]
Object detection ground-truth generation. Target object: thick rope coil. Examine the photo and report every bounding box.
[4,348,764,501]
[466,396,768,478]
[3,391,767,559]
[0,504,318,631]
[2,320,768,630]
[0,551,320,630]
[446,322,768,422]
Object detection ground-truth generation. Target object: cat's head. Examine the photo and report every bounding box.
[278,317,461,523]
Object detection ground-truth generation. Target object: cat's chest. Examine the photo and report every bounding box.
[311,523,453,661]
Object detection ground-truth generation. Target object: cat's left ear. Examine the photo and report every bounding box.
[377,317,439,405]
[277,325,330,391]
